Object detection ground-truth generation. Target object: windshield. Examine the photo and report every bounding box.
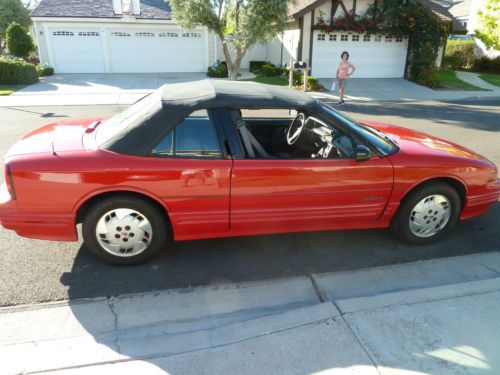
[95,90,162,146]
[322,104,398,155]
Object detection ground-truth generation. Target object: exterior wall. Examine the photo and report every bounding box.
[356,0,373,16]
[216,42,268,69]
[315,1,332,21]
[301,11,313,65]
[208,30,216,65]
[33,21,50,65]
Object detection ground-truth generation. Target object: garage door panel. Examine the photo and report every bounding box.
[109,29,206,73]
[50,29,106,73]
[311,31,408,78]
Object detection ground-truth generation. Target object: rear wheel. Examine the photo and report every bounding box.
[82,196,168,265]
[391,182,461,245]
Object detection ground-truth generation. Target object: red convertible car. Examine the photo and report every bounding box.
[1,80,499,264]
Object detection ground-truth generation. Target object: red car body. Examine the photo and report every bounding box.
[0,81,499,261]
[1,117,498,243]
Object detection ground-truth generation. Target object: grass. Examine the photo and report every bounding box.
[245,76,288,86]
[0,84,27,95]
[478,73,500,87]
[436,70,485,91]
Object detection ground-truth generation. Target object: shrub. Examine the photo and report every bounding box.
[260,63,277,77]
[295,74,320,91]
[6,22,35,59]
[207,61,228,78]
[416,67,441,88]
[444,40,477,70]
[443,55,462,70]
[249,61,268,74]
[36,64,54,76]
[471,56,500,74]
[0,59,39,84]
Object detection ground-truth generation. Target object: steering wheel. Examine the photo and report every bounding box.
[287,113,306,145]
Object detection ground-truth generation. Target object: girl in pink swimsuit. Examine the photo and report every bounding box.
[335,51,356,105]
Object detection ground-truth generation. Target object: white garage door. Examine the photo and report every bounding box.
[109,29,206,73]
[49,29,106,73]
[311,32,408,78]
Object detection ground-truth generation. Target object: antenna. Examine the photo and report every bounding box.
[51,141,56,156]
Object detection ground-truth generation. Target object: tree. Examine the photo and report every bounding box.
[169,0,294,80]
[0,0,31,55]
[6,22,34,58]
[475,0,499,50]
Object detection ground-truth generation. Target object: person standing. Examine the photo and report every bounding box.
[335,51,356,105]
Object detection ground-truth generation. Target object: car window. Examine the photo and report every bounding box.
[151,110,223,158]
[96,90,162,146]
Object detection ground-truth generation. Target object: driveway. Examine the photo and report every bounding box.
[12,72,207,95]
[318,77,500,102]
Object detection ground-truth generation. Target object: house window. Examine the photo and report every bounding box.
[317,34,326,41]
[363,34,371,42]
[78,31,99,37]
[111,32,131,37]
[340,34,348,41]
[374,35,382,42]
[159,32,179,38]
[182,32,202,38]
[136,32,155,37]
[52,31,74,36]
[385,36,392,42]
[395,36,403,42]
[329,34,337,41]
[352,35,359,41]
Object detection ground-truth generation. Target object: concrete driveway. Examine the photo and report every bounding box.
[13,72,207,95]
[318,77,500,102]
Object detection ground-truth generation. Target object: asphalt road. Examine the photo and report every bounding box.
[0,100,499,306]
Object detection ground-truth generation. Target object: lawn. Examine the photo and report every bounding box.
[245,76,288,86]
[478,73,500,87]
[436,70,485,90]
[0,84,27,95]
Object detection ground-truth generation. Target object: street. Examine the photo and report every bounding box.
[0,99,499,307]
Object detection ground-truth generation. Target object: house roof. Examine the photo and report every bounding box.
[31,0,173,20]
[289,0,454,22]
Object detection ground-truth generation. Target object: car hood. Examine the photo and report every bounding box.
[6,118,104,157]
[360,120,492,164]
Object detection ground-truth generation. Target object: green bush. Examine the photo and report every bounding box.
[260,63,277,77]
[207,61,228,78]
[0,59,39,84]
[6,22,35,59]
[249,61,268,73]
[36,64,54,76]
[416,67,441,88]
[471,56,500,74]
[443,55,462,70]
[444,40,477,70]
[296,74,320,91]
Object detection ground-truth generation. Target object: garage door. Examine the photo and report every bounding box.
[109,29,206,73]
[49,29,106,73]
[311,32,408,78]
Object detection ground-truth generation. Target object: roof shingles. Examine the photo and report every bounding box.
[31,0,172,19]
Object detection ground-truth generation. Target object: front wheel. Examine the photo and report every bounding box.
[82,196,168,265]
[391,182,461,245]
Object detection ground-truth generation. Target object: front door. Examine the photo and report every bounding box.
[230,157,393,235]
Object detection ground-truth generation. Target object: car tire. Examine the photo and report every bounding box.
[391,182,461,245]
[82,196,168,265]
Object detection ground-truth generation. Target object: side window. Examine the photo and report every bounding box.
[151,110,222,158]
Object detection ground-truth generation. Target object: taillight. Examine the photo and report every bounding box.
[4,164,16,200]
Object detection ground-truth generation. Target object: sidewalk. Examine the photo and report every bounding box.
[1,251,500,374]
[317,74,500,102]
[1,73,499,107]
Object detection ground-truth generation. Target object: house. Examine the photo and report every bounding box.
[31,0,211,73]
[31,0,454,78]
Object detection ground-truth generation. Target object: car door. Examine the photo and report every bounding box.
[145,109,233,240]
[227,109,394,235]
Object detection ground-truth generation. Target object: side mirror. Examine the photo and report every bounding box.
[355,144,372,162]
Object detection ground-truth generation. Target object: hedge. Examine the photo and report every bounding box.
[471,56,500,74]
[0,59,39,84]
[444,40,477,70]
[249,61,268,73]
[36,64,54,76]
[207,61,228,78]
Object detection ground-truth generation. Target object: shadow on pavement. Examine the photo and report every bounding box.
[62,203,500,301]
